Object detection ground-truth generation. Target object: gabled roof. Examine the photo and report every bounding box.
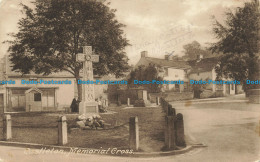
[136,57,190,70]
[25,87,43,94]
[188,57,219,73]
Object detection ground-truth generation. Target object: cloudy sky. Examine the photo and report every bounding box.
[0,0,250,65]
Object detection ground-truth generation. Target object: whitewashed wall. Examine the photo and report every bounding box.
[164,68,186,90]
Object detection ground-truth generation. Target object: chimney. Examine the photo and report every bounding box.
[141,51,148,58]
[165,54,173,61]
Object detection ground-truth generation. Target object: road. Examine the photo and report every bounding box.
[0,95,259,162]
[171,95,260,162]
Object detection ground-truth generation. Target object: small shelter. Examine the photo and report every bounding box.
[25,87,43,112]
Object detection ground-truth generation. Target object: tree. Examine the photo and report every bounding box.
[210,1,259,89]
[127,64,163,93]
[5,0,130,100]
[182,41,211,60]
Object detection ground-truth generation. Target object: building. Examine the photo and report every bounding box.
[188,55,243,96]
[134,51,243,96]
[134,51,190,92]
[0,55,106,113]
[188,56,220,94]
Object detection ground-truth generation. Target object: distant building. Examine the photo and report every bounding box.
[134,51,190,92]
[188,55,219,93]
[187,55,243,96]
[134,51,243,96]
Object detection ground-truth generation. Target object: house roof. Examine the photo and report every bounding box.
[25,87,43,94]
[188,57,219,73]
[138,57,191,69]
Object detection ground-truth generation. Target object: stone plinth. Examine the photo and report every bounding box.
[79,101,98,114]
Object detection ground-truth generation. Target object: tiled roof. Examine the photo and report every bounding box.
[142,57,190,69]
[188,57,219,73]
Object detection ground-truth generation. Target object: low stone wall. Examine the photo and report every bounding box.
[109,88,142,105]
[200,90,216,98]
[164,92,193,102]
[149,92,194,102]
[149,93,164,103]
[247,89,260,104]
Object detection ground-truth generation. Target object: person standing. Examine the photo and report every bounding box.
[70,97,79,112]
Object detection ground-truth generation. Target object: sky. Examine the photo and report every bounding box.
[0,0,250,65]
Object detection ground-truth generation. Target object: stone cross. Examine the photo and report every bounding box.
[76,46,99,114]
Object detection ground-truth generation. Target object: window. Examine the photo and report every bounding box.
[34,93,41,101]
[164,68,168,76]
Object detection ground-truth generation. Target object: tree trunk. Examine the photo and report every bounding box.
[75,70,82,102]
[76,78,82,102]
[247,54,260,90]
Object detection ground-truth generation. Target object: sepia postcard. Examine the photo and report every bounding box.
[0,0,259,162]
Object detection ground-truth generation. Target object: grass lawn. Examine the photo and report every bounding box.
[3,106,165,152]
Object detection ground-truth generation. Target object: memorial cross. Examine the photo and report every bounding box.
[76,46,99,114]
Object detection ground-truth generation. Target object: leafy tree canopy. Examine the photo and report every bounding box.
[127,64,163,93]
[6,0,130,78]
[210,1,259,88]
[182,41,212,60]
